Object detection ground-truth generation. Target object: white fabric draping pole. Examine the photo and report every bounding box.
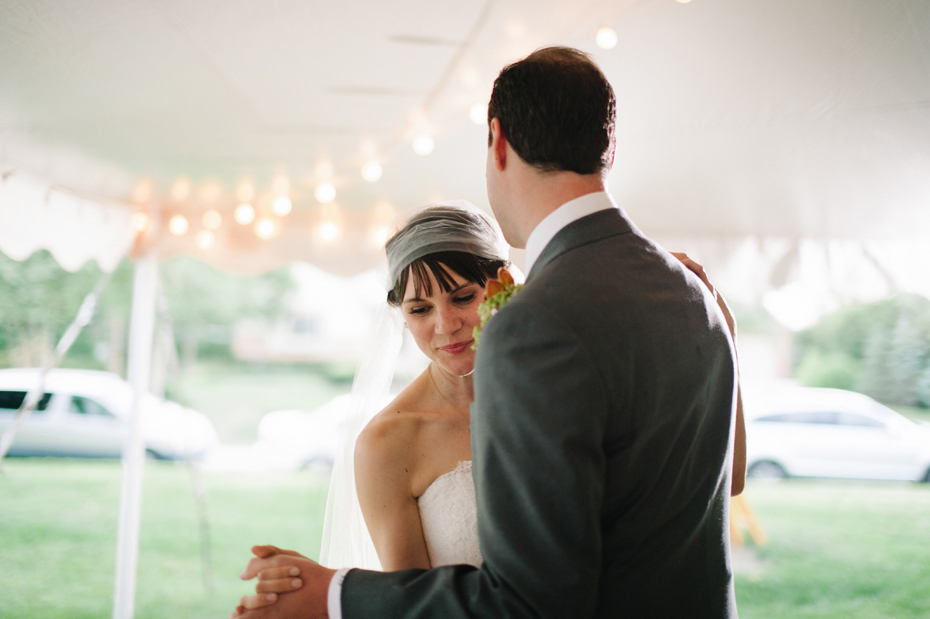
[113,250,158,619]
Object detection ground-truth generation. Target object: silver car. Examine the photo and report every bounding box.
[0,368,219,460]
[745,386,930,482]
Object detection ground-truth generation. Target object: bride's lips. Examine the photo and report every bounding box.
[439,340,473,354]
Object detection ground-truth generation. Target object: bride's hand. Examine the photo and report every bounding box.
[672,252,746,496]
[231,546,308,616]
[671,252,736,338]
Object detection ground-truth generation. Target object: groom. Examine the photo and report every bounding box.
[237,46,739,618]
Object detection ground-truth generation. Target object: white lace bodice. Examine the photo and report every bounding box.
[417,460,483,568]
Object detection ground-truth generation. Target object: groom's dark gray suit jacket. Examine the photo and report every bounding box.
[343,207,738,618]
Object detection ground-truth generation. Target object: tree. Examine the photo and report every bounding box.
[794,295,930,407]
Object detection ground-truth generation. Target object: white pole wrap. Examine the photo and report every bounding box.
[113,251,158,619]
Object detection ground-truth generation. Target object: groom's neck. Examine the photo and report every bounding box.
[508,168,607,247]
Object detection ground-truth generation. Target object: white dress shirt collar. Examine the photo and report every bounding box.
[523,191,618,275]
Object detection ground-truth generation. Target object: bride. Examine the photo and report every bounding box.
[352,202,507,570]
[235,200,745,610]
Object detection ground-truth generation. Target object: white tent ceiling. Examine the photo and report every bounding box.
[1,0,929,275]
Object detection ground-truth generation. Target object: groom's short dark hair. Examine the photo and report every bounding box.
[488,46,616,175]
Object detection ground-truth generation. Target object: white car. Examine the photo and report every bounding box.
[745,386,930,482]
[0,368,219,460]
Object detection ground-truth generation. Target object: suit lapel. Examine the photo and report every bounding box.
[527,208,636,283]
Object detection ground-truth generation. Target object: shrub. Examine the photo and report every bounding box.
[794,295,930,407]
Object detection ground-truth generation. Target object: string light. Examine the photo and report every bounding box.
[319,221,339,241]
[361,161,383,182]
[315,182,336,204]
[372,225,390,247]
[169,215,189,236]
[596,27,618,50]
[273,195,293,216]
[470,104,488,125]
[196,230,215,249]
[413,134,435,156]
[256,218,276,239]
[131,212,150,232]
[170,177,192,201]
[235,203,255,225]
[203,210,222,230]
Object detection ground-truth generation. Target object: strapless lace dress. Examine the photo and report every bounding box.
[416,460,483,568]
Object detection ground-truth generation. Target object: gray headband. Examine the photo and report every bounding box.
[385,201,507,289]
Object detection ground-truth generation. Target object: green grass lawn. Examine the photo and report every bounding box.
[2,460,929,618]
[0,459,327,619]
[735,480,930,619]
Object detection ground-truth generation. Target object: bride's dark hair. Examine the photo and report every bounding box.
[385,206,507,307]
[387,250,506,307]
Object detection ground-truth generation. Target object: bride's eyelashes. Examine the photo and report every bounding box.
[405,287,480,316]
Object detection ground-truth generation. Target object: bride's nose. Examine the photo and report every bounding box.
[434,305,462,335]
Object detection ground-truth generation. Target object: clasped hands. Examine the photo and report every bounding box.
[230,545,336,619]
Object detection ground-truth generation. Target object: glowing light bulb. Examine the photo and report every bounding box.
[170,177,192,201]
[273,195,292,216]
[196,230,215,249]
[131,212,150,232]
[361,161,383,182]
[315,182,336,204]
[596,27,618,50]
[470,103,488,125]
[413,134,434,156]
[235,203,255,225]
[256,218,276,239]
[373,226,390,246]
[319,221,339,241]
[169,215,188,236]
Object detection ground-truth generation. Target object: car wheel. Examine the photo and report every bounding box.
[748,460,788,480]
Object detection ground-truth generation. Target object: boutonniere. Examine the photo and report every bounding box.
[472,267,524,350]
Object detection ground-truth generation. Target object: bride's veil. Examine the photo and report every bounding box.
[318,301,401,570]
[318,200,510,571]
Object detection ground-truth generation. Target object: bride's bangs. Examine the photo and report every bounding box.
[388,251,507,306]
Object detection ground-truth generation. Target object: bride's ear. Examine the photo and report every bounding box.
[489,118,507,171]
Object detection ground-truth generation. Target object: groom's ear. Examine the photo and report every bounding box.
[489,118,508,171]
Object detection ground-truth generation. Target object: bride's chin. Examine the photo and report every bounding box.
[435,359,476,379]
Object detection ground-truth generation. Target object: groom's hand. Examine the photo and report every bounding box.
[233,546,335,619]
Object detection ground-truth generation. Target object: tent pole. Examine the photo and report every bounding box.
[112,250,158,619]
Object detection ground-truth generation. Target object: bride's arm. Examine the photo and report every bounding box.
[354,414,433,571]
[672,252,747,496]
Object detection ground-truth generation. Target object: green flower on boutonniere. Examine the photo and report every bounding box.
[472,267,523,350]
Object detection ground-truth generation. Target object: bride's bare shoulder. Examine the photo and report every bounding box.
[354,390,430,470]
